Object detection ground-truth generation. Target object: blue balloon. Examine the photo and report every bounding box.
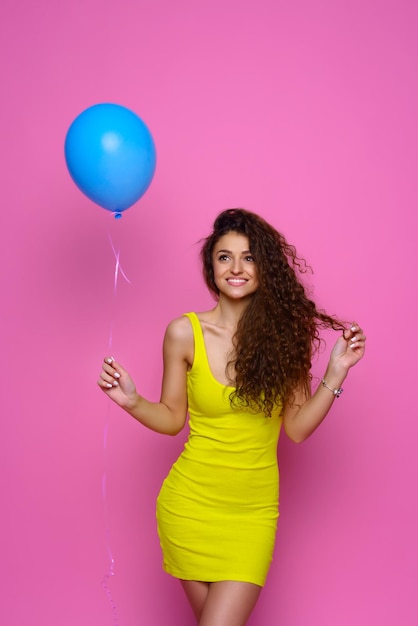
[65,103,156,216]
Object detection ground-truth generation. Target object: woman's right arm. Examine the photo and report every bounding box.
[97,317,192,436]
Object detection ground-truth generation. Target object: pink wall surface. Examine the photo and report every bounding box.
[2,0,417,624]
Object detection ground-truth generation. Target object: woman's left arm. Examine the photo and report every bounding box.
[283,323,366,443]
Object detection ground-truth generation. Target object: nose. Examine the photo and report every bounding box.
[231,258,243,274]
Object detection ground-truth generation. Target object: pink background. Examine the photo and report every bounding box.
[2,0,417,624]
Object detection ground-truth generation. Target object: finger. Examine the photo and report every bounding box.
[99,357,122,386]
[97,377,119,389]
[343,322,362,341]
[102,357,122,380]
[349,334,366,349]
[98,370,120,388]
[104,357,125,375]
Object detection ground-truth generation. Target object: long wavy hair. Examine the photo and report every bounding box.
[201,208,346,416]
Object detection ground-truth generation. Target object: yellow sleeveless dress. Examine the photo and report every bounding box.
[156,312,283,586]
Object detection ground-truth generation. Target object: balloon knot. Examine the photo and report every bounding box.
[114,211,122,220]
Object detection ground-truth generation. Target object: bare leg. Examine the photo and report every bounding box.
[181,580,210,622]
[199,581,262,626]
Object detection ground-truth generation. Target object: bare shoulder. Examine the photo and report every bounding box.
[163,316,194,364]
[165,315,193,341]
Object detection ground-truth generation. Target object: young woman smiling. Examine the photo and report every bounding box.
[98,208,366,625]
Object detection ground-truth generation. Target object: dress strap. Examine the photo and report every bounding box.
[183,312,205,367]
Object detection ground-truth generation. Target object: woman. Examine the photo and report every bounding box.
[98,208,366,626]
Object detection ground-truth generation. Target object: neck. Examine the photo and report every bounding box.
[212,295,252,330]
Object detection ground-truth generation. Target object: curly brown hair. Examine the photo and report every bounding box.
[201,208,346,416]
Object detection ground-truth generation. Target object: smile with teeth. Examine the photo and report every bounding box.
[227,278,248,286]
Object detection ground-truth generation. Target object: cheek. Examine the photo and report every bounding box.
[213,262,225,278]
[211,267,222,290]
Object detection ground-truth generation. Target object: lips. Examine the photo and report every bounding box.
[227,278,247,286]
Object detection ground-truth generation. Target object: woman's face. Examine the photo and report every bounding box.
[212,231,259,300]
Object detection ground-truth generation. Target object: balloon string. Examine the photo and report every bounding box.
[101,231,131,625]
[108,232,131,289]
[101,428,118,624]
[107,232,131,348]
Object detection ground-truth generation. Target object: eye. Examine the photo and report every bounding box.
[244,255,255,262]
[217,254,230,261]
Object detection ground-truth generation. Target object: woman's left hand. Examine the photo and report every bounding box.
[329,322,366,372]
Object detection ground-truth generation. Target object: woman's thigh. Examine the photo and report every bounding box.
[181,580,210,621]
[199,580,262,626]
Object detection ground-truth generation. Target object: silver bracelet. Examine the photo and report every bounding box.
[321,378,343,398]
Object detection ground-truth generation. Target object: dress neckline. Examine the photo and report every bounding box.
[189,312,236,390]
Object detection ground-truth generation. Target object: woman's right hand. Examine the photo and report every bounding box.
[97,357,137,409]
